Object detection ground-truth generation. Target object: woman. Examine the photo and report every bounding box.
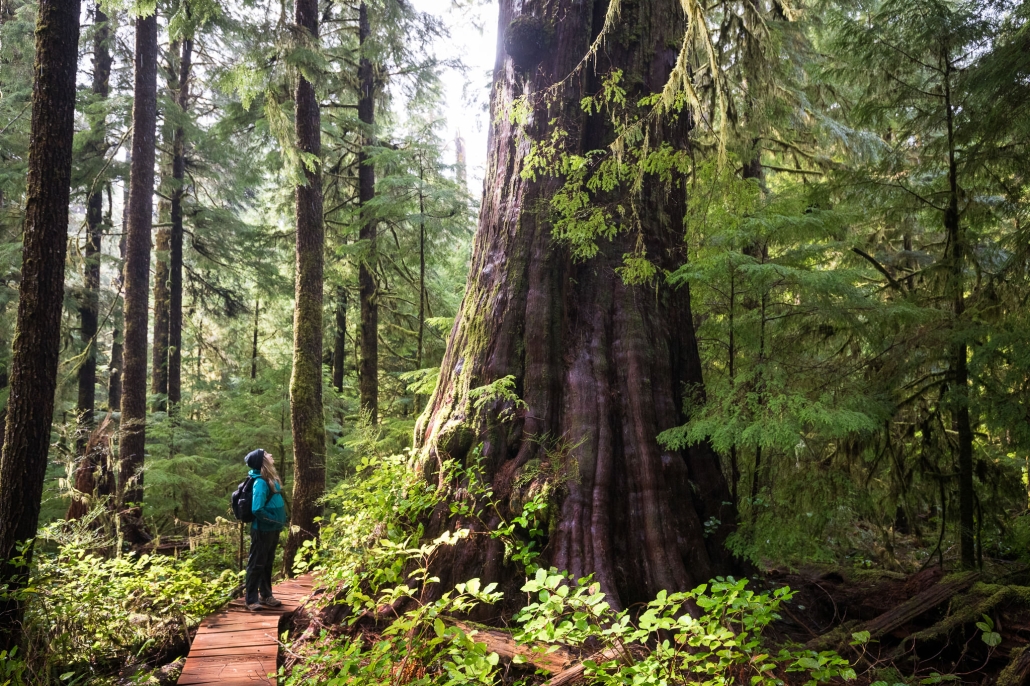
[243,448,287,610]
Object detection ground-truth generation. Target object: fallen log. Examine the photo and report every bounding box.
[543,644,645,686]
[451,621,576,673]
[451,621,644,683]
[806,571,979,650]
[997,645,1030,686]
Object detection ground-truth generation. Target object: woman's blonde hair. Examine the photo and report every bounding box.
[261,452,282,490]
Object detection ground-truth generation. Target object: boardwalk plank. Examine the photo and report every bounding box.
[188,626,278,642]
[177,573,313,686]
[189,642,278,655]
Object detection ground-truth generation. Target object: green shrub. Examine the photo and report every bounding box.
[284,452,857,685]
[4,514,239,685]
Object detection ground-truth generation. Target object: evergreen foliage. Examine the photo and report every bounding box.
[2,0,1030,681]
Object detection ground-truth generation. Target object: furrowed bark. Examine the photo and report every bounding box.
[168,35,192,409]
[77,0,112,451]
[333,287,346,392]
[283,0,326,574]
[415,0,736,611]
[0,0,81,649]
[119,10,159,544]
[357,1,378,423]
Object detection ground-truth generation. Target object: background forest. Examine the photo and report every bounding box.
[2,0,1030,683]
[1,0,477,531]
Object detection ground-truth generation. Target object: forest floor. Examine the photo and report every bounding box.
[761,564,1030,685]
[267,562,1030,685]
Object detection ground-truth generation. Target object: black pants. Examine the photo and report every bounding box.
[245,528,279,604]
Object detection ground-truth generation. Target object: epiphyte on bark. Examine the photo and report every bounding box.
[504,14,551,72]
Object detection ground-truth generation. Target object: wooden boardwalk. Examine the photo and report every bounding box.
[177,574,314,685]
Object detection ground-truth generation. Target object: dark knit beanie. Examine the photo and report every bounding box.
[245,449,265,470]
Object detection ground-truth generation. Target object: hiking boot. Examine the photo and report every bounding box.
[260,595,282,608]
[246,600,264,611]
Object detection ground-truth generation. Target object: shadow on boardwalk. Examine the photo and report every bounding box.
[176,574,314,685]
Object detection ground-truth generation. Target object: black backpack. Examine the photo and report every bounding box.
[231,476,256,523]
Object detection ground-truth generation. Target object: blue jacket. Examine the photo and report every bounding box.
[250,470,287,532]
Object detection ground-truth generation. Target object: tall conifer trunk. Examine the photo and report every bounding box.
[0,0,81,648]
[333,287,346,392]
[78,1,112,449]
[282,0,326,572]
[251,299,260,380]
[168,35,191,409]
[119,10,159,543]
[357,2,378,423]
[415,0,735,610]
[151,223,170,409]
[415,166,426,413]
[942,54,975,569]
[152,37,188,413]
[108,218,126,412]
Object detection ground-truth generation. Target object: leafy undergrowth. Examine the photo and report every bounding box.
[2,512,240,685]
[279,453,859,685]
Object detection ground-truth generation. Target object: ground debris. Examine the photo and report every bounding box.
[805,571,979,650]
[768,565,1030,684]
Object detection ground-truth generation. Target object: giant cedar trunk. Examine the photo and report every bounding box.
[357,1,378,423]
[414,0,736,610]
[119,11,159,543]
[0,0,80,649]
[77,0,112,450]
[282,0,325,572]
[168,36,191,409]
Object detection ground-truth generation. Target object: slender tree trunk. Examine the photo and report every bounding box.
[78,0,112,450]
[251,298,260,380]
[152,38,185,413]
[417,167,426,372]
[357,1,378,423]
[415,169,426,413]
[151,224,170,410]
[119,10,159,544]
[728,264,739,507]
[108,221,126,412]
[168,35,191,409]
[750,291,767,513]
[0,313,8,456]
[332,287,346,392]
[943,53,974,569]
[414,0,736,612]
[282,0,325,574]
[454,132,466,189]
[0,0,81,649]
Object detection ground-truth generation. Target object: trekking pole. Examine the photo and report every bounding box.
[238,521,244,572]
